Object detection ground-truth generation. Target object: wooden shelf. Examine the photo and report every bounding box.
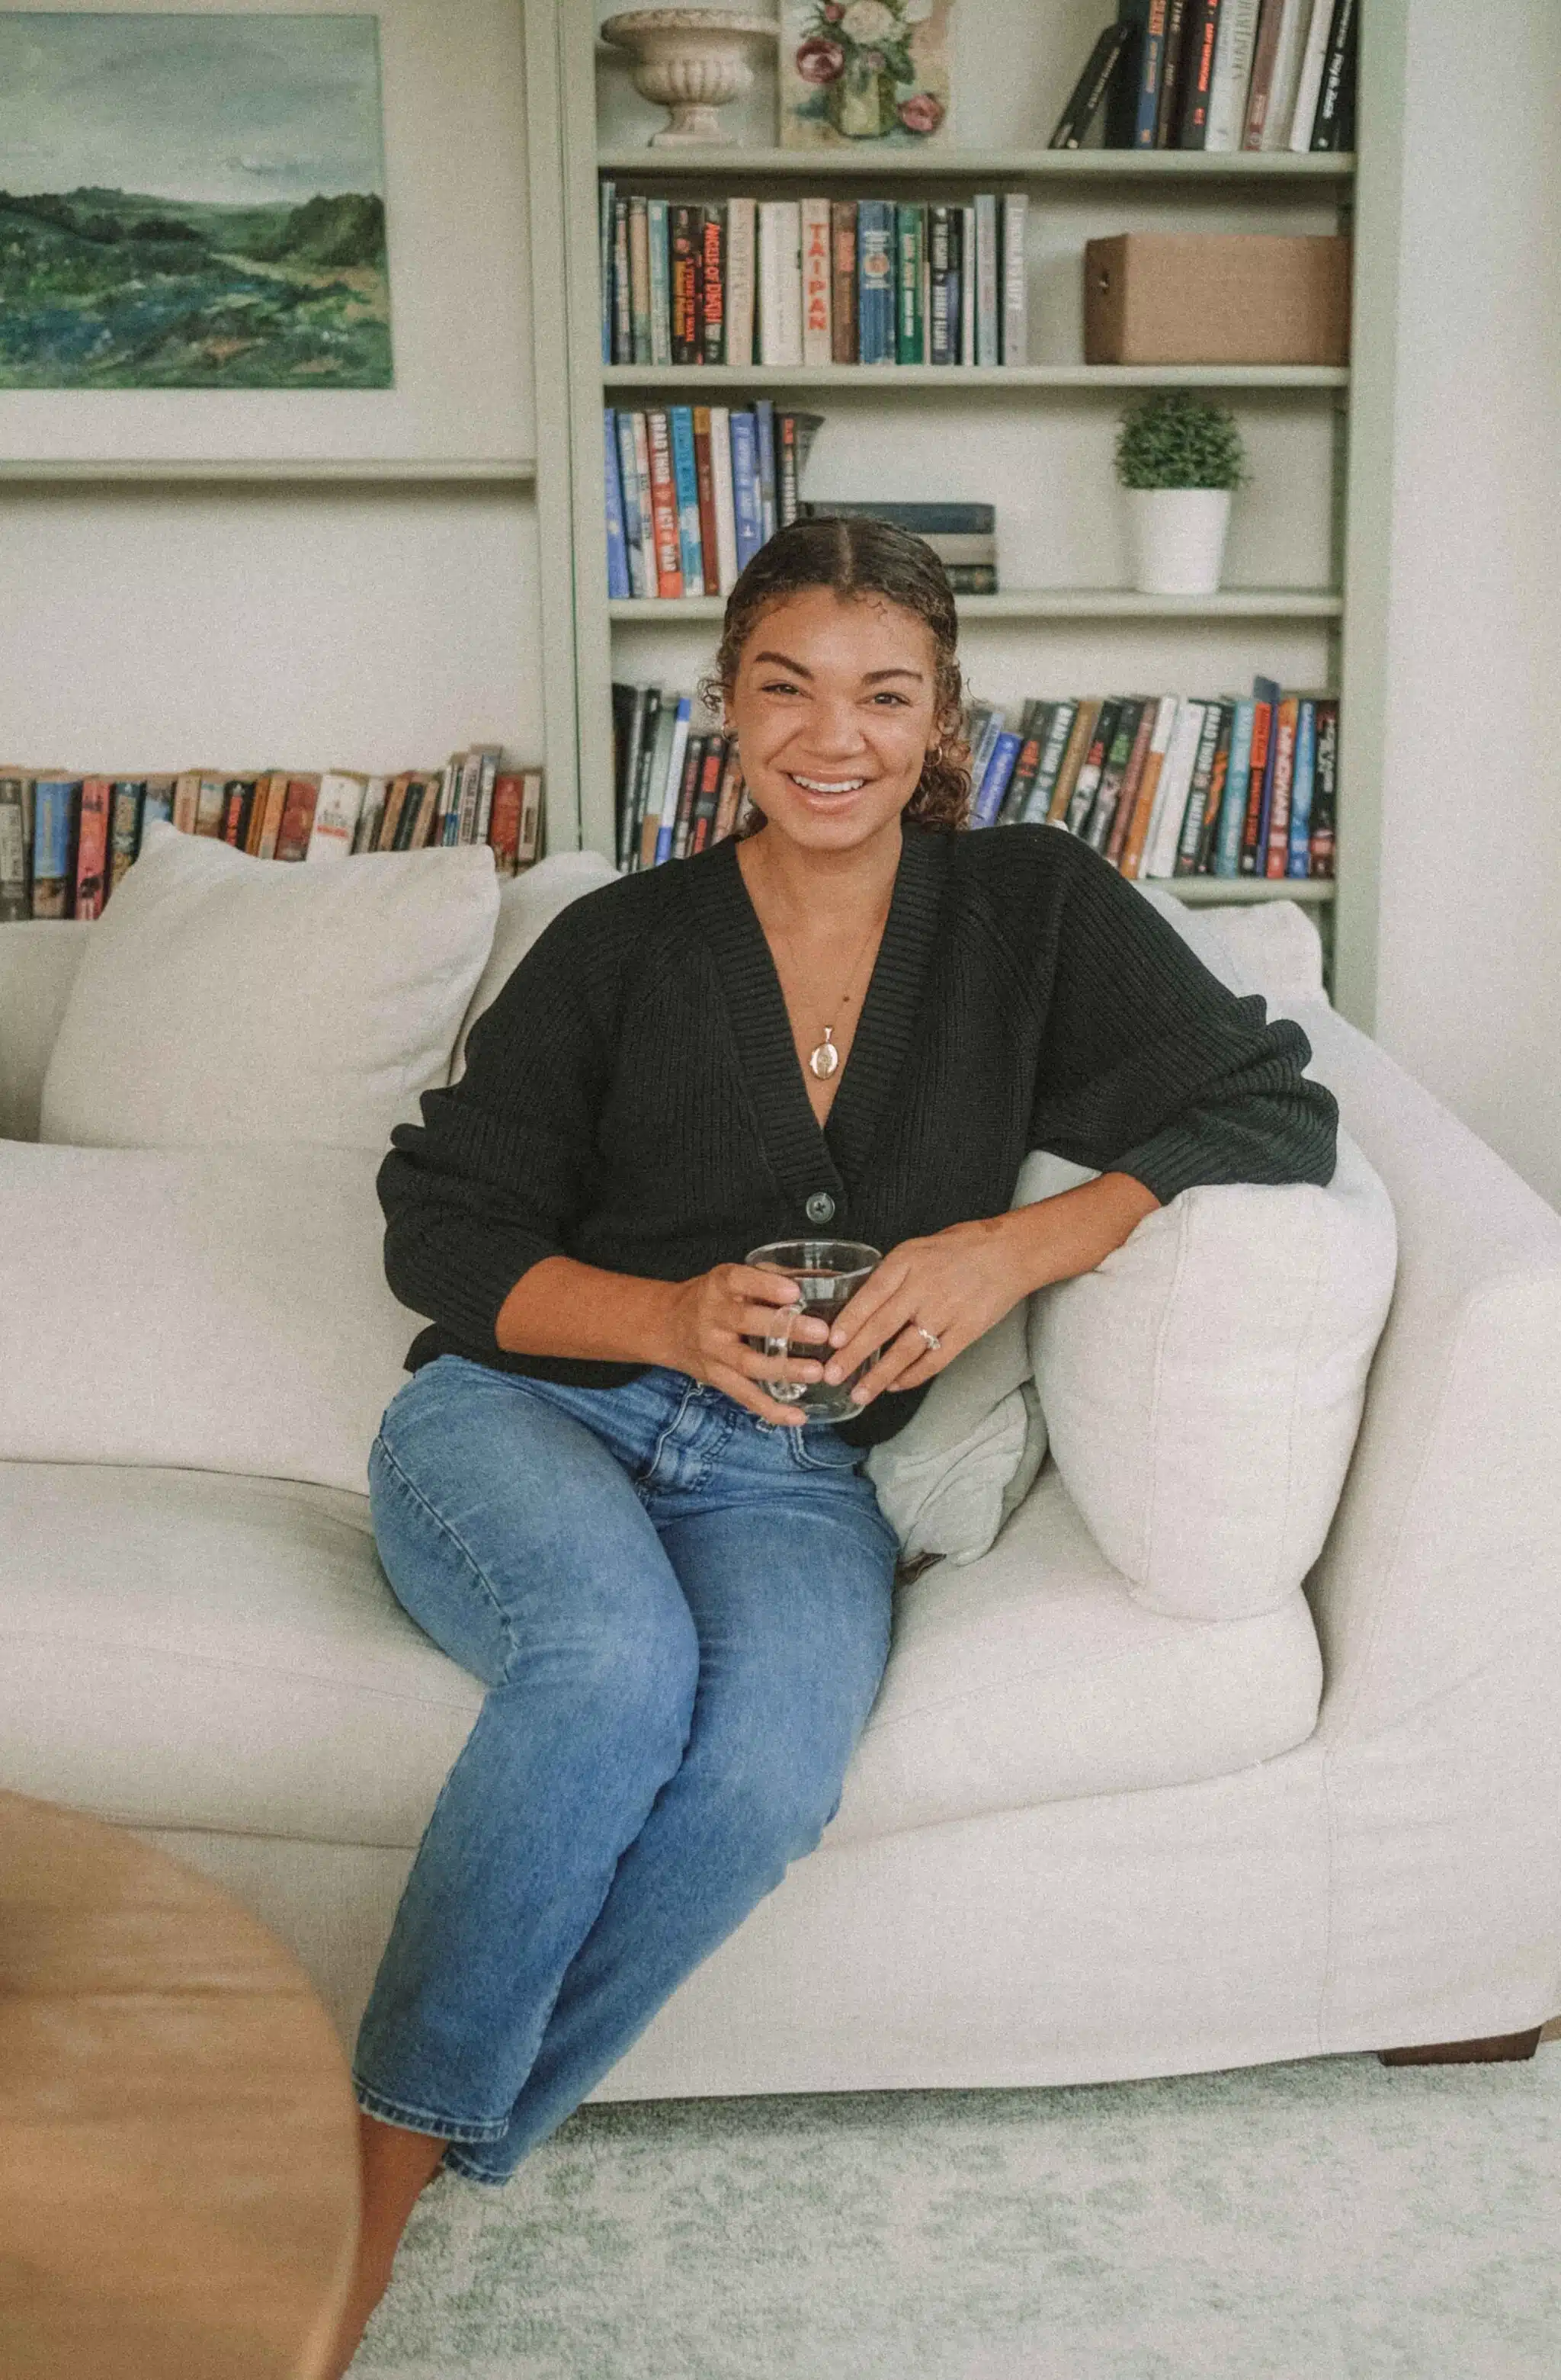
[597,148,1356,182]
[0,459,537,486]
[1149,876,1335,903]
[602,363,1348,391]
[610,589,1343,624]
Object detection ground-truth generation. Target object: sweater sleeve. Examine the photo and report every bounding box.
[375,897,614,1352]
[1026,832,1338,1205]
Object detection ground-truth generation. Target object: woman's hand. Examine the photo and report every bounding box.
[661,1262,832,1426]
[826,1176,1162,1409]
[819,1217,1037,1410]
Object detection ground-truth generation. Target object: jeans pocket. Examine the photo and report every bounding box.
[789,1422,866,1473]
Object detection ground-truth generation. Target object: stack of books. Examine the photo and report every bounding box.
[0,753,543,922]
[1053,0,1357,155]
[612,685,753,873]
[967,682,1336,879]
[605,403,822,599]
[795,500,997,595]
[601,188,1030,370]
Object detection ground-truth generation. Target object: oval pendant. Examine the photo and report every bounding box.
[808,1038,839,1079]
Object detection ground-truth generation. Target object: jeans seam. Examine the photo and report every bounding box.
[352,2076,511,2144]
[370,1430,521,1679]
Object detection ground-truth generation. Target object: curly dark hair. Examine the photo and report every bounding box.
[699,514,972,834]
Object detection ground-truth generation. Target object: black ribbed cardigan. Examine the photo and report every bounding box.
[377,819,1339,1448]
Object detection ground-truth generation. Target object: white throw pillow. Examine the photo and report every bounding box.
[864,1302,1048,1569]
[0,1139,409,1495]
[40,818,498,1152]
[452,848,620,1077]
[1019,1127,1397,1623]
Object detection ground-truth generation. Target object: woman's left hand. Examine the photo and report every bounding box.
[820,1215,1038,1408]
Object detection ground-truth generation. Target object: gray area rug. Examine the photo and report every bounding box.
[353,2044,1561,2378]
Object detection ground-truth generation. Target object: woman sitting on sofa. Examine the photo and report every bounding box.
[325,514,1338,2374]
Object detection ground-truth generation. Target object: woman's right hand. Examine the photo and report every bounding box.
[661,1262,832,1425]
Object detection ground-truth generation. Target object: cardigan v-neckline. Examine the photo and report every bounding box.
[684,820,952,1208]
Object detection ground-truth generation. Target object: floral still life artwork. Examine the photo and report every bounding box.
[0,12,392,388]
[781,0,954,148]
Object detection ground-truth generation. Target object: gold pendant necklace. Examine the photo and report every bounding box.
[804,900,891,1080]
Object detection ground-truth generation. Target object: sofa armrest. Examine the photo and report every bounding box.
[1288,998,1561,1748]
[0,922,92,1143]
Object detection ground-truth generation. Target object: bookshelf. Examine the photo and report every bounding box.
[523,1,1399,1020]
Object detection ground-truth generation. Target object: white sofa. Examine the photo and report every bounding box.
[4,861,1560,2103]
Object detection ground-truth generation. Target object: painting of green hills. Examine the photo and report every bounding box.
[0,14,392,388]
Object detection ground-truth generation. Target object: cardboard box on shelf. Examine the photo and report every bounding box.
[1083,234,1351,367]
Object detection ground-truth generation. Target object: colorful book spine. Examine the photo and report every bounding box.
[895,202,925,365]
[972,730,1022,829]
[1131,1,1170,147]
[857,200,895,365]
[1265,692,1300,874]
[959,203,977,364]
[1206,0,1261,149]
[752,399,776,544]
[758,199,802,367]
[801,196,832,366]
[1245,675,1281,869]
[1309,698,1338,874]
[829,199,858,362]
[1287,696,1316,874]
[647,197,672,366]
[604,410,630,600]
[692,406,723,596]
[627,193,652,364]
[725,195,757,365]
[668,405,704,597]
[700,202,725,365]
[654,697,692,866]
[599,178,615,364]
[973,194,999,367]
[1021,700,1079,825]
[670,204,700,364]
[729,409,764,571]
[1215,698,1255,876]
[1177,0,1225,149]
[611,198,631,363]
[710,405,739,588]
[644,409,684,598]
[616,409,649,598]
[1000,192,1028,365]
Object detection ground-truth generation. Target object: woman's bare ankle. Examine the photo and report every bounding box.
[321,2114,450,2376]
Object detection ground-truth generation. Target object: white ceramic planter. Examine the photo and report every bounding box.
[1125,487,1232,596]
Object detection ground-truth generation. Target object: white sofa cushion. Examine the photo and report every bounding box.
[0,1454,1322,1849]
[40,817,498,1151]
[0,1140,410,1495]
[454,848,621,1076]
[1020,1126,1398,1623]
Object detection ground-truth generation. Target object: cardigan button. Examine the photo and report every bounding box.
[804,1190,836,1225]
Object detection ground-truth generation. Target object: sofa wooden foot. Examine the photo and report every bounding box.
[1378,2025,1543,2066]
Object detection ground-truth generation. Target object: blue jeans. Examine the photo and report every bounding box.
[354,1353,900,2186]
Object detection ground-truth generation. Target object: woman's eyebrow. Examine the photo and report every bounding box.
[749,652,926,685]
[751,650,812,675]
[863,666,925,683]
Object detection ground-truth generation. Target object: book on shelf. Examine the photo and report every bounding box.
[601,185,1028,370]
[604,405,823,598]
[958,678,1335,881]
[1050,0,1355,153]
[0,752,544,920]
[794,499,998,594]
[611,683,754,875]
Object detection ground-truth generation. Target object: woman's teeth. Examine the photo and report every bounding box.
[790,774,866,794]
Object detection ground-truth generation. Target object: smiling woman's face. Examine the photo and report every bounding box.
[726,586,940,852]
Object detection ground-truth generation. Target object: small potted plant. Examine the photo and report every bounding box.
[1114,392,1246,596]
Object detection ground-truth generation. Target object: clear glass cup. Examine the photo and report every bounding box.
[743,1238,884,1421]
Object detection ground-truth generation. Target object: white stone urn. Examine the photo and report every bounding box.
[1124,488,1233,597]
[601,9,778,148]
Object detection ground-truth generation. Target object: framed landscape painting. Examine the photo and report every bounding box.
[0,11,393,388]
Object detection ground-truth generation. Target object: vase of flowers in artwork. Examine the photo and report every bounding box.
[787,0,950,146]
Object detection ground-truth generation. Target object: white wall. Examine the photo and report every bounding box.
[0,0,543,785]
[1371,0,1561,1208]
